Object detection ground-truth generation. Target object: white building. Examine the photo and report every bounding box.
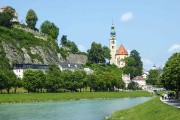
[13,63,49,79]
[58,62,83,72]
[122,74,131,87]
[132,76,146,89]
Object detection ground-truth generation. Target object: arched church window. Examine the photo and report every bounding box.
[112,46,114,49]
[112,41,115,44]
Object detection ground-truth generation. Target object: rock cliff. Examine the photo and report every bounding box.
[0,26,87,69]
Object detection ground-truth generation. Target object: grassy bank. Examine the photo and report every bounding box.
[106,97,180,120]
[0,91,152,103]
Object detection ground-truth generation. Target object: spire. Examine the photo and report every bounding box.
[110,21,116,37]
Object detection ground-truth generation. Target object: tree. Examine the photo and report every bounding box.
[65,40,79,53]
[123,50,143,79]
[87,42,110,64]
[4,70,17,94]
[34,70,46,93]
[146,69,160,85]
[86,74,97,92]
[45,64,63,92]
[60,35,67,45]
[73,69,86,92]
[0,70,7,93]
[161,52,180,99]
[23,69,36,93]
[102,46,111,61]
[26,9,38,29]
[61,70,73,91]
[40,20,59,39]
[130,50,143,76]
[127,81,141,90]
[13,77,22,94]
[0,6,16,27]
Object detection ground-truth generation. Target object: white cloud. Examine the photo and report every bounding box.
[78,45,87,52]
[120,12,134,22]
[168,44,180,53]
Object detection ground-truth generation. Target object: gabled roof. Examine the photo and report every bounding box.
[116,44,128,55]
[132,76,144,80]
[1,6,7,10]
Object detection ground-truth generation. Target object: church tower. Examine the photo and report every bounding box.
[109,22,128,68]
[109,22,117,65]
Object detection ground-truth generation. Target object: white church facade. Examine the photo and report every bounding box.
[109,23,128,68]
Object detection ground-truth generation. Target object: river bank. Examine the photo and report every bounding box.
[106,97,180,120]
[0,91,153,104]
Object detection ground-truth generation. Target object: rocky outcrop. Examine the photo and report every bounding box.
[67,53,88,64]
[2,42,87,66]
[2,42,24,65]
[0,27,87,66]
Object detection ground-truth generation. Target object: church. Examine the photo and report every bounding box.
[109,23,128,68]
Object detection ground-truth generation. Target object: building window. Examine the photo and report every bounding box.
[112,41,115,44]
[112,46,114,49]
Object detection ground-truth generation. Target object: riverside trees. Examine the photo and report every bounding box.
[161,52,180,99]
[0,64,125,93]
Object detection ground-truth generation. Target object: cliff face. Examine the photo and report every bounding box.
[0,26,87,69]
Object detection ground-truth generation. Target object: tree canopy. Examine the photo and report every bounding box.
[146,69,160,85]
[60,35,67,45]
[161,52,180,98]
[26,9,38,29]
[0,6,16,27]
[40,20,59,39]
[87,42,111,64]
[122,50,143,79]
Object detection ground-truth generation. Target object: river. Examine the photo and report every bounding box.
[0,97,152,120]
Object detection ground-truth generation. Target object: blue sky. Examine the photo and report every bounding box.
[1,0,180,70]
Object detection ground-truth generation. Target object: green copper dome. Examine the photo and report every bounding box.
[110,23,116,37]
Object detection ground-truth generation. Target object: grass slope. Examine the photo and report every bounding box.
[106,97,180,120]
[0,91,152,103]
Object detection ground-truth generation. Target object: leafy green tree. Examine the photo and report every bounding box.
[130,50,143,75]
[45,64,63,92]
[60,35,67,45]
[87,42,110,63]
[4,70,17,94]
[0,6,16,27]
[127,81,141,90]
[34,70,46,93]
[61,70,73,91]
[123,50,143,79]
[13,77,22,94]
[26,9,38,29]
[86,74,97,92]
[73,69,86,92]
[146,69,160,85]
[161,52,180,99]
[0,70,7,93]
[65,40,79,53]
[23,69,36,93]
[40,20,59,39]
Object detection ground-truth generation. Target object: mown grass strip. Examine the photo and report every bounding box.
[0,91,152,103]
[106,97,180,120]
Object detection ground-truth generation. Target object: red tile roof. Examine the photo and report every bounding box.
[1,6,7,10]
[116,44,128,55]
